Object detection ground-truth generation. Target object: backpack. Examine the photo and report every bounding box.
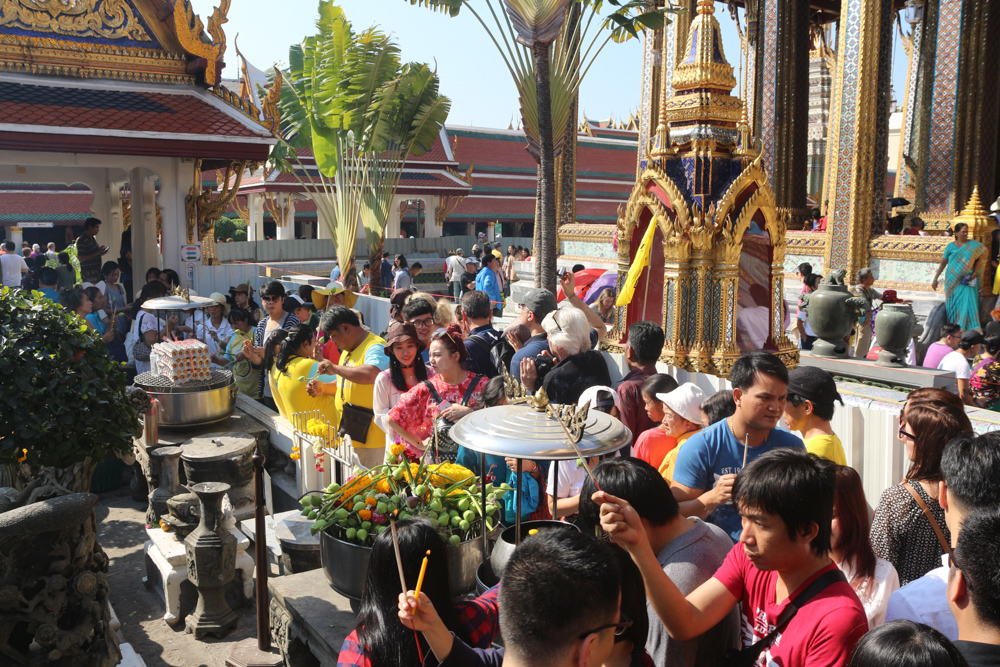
[468,331,513,378]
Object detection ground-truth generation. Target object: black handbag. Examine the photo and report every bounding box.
[423,375,483,463]
[134,312,152,362]
[337,373,375,443]
[718,569,846,667]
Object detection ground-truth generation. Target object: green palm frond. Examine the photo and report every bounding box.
[337,27,401,139]
[502,0,572,46]
[405,0,465,17]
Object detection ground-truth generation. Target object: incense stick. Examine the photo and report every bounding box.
[742,433,749,469]
[389,515,407,594]
[391,517,424,663]
[565,435,601,492]
[414,550,431,604]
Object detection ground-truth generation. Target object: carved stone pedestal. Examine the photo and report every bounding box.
[184,482,238,639]
[148,446,183,525]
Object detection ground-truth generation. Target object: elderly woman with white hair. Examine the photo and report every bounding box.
[519,306,611,404]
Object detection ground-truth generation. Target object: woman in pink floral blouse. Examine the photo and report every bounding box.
[386,324,488,459]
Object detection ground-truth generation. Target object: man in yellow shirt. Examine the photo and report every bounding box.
[311,306,389,468]
[783,366,847,465]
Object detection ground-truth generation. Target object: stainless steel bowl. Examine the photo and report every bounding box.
[489,520,580,577]
[135,370,237,428]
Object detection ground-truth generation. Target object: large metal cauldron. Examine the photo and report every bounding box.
[134,369,237,428]
[320,529,483,600]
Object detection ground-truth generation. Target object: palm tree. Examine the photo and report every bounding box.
[407,0,668,292]
[268,1,451,292]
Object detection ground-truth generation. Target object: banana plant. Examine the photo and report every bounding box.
[267,1,451,291]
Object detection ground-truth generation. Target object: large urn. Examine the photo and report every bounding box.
[184,482,238,639]
[874,303,917,368]
[804,271,867,358]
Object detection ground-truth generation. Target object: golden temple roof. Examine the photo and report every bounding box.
[671,1,737,93]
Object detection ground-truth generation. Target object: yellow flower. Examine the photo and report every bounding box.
[427,463,475,488]
[358,509,372,521]
[365,496,377,507]
[374,478,393,495]
[339,474,372,500]
[390,444,405,456]
[159,519,171,532]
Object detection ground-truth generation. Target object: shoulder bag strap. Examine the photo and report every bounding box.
[904,481,952,554]
[460,375,483,406]
[423,379,444,405]
[468,334,492,353]
[736,569,847,664]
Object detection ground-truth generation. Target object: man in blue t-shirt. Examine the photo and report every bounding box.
[671,351,804,541]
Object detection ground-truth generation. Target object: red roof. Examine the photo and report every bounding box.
[452,195,621,221]
[0,191,93,222]
[0,80,261,137]
[0,77,273,161]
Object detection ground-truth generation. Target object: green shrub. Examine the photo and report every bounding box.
[0,287,139,468]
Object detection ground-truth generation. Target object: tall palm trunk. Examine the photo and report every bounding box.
[534,41,557,294]
[369,238,384,297]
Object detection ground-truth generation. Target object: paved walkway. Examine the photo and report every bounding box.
[98,487,259,667]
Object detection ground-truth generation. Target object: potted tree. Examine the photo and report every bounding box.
[0,287,141,665]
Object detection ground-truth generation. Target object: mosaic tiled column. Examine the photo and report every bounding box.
[752,0,810,228]
[914,0,1000,225]
[807,39,834,200]
[823,0,894,279]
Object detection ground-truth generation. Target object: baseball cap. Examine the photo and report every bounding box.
[656,383,706,424]
[962,330,985,346]
[787,366,843,406]
[465,257,479,266]
[455,248,464,255]
[521,288,558,320]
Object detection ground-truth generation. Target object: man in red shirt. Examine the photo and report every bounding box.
[615,321,665,456]
[596,448,867,666]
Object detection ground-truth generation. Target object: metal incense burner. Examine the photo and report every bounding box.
[449,369,631,580]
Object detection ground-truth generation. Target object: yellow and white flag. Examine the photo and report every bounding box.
[616,215,658,307]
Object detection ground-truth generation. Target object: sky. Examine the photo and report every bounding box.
[190,0,909,130]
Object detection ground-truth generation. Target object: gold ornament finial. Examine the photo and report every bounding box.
[671,0,737,94]
[953,186,992,238]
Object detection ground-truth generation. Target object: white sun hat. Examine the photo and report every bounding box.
[656,383,706,424]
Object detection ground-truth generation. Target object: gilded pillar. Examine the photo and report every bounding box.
[823,0,894,279]
[807,28,834,200]
[751,0,810,228]
[661,233,692,367]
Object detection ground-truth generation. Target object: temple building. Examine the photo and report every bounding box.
[0,0,278,279]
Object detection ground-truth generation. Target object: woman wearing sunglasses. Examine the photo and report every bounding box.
[386,324,488,460]
[241,280,299,410]
[870,388,971,585]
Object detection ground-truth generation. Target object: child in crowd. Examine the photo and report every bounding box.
[632,374,679,468]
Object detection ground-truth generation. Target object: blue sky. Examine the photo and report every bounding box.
[192,0,908,129]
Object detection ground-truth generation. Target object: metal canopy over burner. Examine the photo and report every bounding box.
[134,369,234,394]
[449,404,631,460]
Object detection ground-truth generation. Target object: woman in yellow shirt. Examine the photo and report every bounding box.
[267,324,339,425]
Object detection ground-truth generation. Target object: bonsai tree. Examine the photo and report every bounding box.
[0,287,140,500]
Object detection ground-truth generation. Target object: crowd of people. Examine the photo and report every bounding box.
[10,223,1000,667]
[370,346,1000,667]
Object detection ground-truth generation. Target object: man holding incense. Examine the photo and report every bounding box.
[596,448,868,666]
[669,352,803,542]
[398,529,622,667]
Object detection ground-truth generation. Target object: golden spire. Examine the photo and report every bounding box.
[650,6,675,163]
[671,1,738,93]
[662,0,742,148]
[953,186,992,239]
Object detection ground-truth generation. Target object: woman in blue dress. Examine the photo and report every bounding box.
[932,222,985,332]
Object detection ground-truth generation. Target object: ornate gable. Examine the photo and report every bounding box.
[0,0,229,85]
